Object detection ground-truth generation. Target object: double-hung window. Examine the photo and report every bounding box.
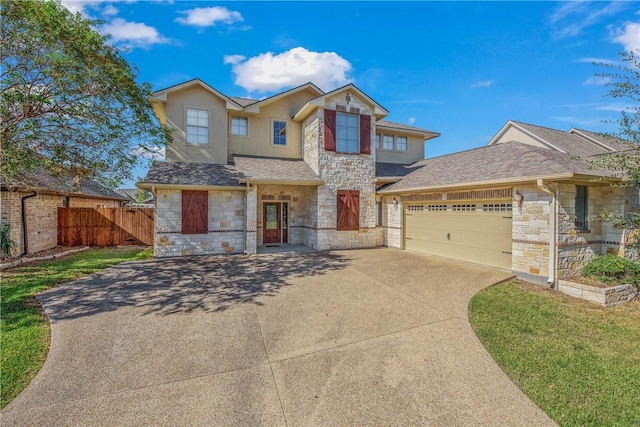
[231,116,248,136]
[273,120,287,145]
[186,108,209,144]
[382,135,394,150]
[396,136,407,151]
[375,134,381,149]
[336,113,359,153]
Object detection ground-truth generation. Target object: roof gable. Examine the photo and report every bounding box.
[241,83,324,113]
[292,83,389,122]
[152,79,243,111]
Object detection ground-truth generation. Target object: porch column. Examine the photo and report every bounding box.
[245,185,257,254]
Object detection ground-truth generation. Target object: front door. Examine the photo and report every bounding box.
[263,203,281,244]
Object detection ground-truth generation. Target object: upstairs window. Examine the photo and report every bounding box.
[396,136,407,151]
[273,120,287,145]
[186,108,209,144]
[337,190,360,231]
[382,135,394,150]
[575,185,588,230]
[375,134,381,149]
[231,116,248,136]
[336,113,359,153]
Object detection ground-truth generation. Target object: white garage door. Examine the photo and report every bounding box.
[404,202,512,270]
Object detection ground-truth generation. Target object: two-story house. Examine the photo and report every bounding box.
[138,79,439,257]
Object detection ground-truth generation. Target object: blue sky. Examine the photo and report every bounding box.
[62,1,639,188]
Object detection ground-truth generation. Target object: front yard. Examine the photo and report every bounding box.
[0,247,153,408]
[469,280,640,427]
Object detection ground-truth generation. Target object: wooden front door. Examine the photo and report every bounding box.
[263,203,281,244]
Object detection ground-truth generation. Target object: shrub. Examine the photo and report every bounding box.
[581,255,640,286]
[0,223,17,258]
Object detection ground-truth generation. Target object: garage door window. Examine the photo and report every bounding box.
[483,203,512,212]
[452,204,476,211]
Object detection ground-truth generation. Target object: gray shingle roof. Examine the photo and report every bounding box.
[1,168,126,200]
[139,161,241,187]
[380,141,616,193]
[376,120,439,136]
[376,162,424,178]
[570,128,635,152]
[512,121,609,158]
[229,96,256,107]
[234,156,321,183]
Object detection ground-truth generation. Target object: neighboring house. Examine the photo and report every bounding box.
[138,79,438,257]
[138,78,637,286]
[378,120,639,284]
[1,170,126,255]
[116,188,154,206]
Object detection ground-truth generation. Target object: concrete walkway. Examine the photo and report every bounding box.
[1,248,555,426]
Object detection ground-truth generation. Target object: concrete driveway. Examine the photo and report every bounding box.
[1,248,555,426]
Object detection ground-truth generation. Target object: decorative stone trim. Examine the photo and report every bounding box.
[558,279,638,307]
[157,229,244,234]
[513,239,549,246]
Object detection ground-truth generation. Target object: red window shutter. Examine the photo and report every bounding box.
[324,109,336,151]
[359,115,371,154]
[182,190,208,234]
[337,190,360,231]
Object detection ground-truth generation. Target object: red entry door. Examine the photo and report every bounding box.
[263,203,281,244]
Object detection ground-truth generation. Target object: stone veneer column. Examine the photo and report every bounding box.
[245,185,257,254]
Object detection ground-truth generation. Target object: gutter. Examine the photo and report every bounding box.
[20,192,37,256]
[243,181,249,254]
[536,179,558,287]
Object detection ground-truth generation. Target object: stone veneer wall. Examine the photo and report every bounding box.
[1,191,121,255]
[246,185,257,254]
[256,185,315,246]
[154,188,245,257]
[511,185,552,280]
[380,196,402,249]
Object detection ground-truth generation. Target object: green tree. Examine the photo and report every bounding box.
[590,49,640,233]
[0,0,171,188]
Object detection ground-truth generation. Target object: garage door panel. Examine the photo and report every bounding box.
[404,204,512,270]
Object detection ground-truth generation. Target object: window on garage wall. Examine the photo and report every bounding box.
[337,190,360,230]
[182,190,208,234]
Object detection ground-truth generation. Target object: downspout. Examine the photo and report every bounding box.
[536,179,557,287]
[243,181,249,254]
[20,192,37,256]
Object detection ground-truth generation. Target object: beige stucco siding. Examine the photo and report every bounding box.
[375,133,424,164]
[164,86,229,164]
[493,127,547,148]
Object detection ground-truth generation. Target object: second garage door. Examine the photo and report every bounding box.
[404,202,512,270]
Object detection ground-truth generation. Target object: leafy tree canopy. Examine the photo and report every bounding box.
[1,0,171,188]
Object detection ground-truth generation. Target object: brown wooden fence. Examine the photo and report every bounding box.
[58,207,154,246]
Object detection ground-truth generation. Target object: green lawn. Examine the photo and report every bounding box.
[0,247,153,408]
[469,280,640,427]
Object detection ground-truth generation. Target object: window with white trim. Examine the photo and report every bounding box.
[336,112,359,153]
[575,186,588,230]
[273,120,287,146]
[396,136,407,151]
[375,134,381,149]
[186,108,209,144]
[231,116,248,136]
[382,135,394,150]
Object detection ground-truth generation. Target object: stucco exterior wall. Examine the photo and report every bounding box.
[164,86,229,164]
[154,188,245,257]
[374,133,424,165]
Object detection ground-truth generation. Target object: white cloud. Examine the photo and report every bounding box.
[60,0,89,15]
[100,18,170,50]
[102,5,119,17]
[551,116,603,127]
[611,22,640,52]
[407,117,416,125]
[175,6,243,27]
[596,102,636,112]
[470,80,494,88]
[226,47,353,93]
[549,2,625,38]
[584,76,611,85]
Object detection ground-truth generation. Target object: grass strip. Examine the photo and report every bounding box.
[469,280,640,427]
[1,247,153,408]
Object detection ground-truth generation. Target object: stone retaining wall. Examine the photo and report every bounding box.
[558,280,638,306]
